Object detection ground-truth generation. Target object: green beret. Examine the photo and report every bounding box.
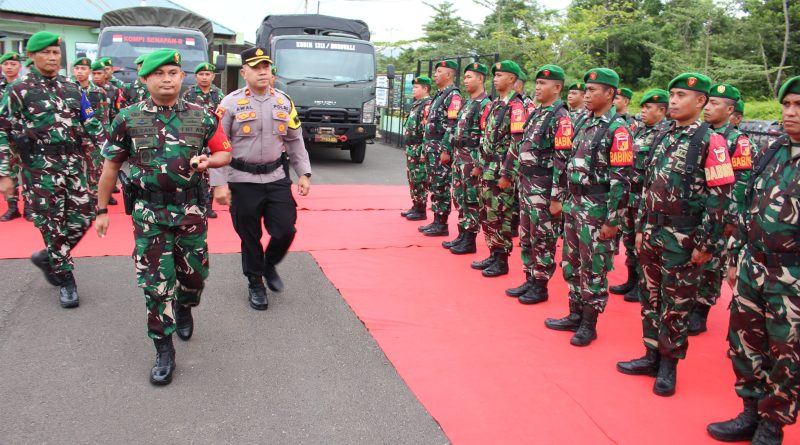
[535,64,565,81]
[73,57,91,68]
[435,60,458,71]
[194,62,215,74]
[518,71,528,82]
[778,76,800,102]
[412,76,432,86]
[617,87,633,99]
[639,89,669,106]
[668,72,712,94]
[734,99,745,114]
[567,82,585,92]
[139,49,182,78]
[91,60,105,71]
[491,60,524,79]
[26,32,61,53]
[134,55,147,66]
[464,62,488,77]
[0,52,21,64]
[24,59,34,67]
[584,68,619,88]
[709,83,741,102]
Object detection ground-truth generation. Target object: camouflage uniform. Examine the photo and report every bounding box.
[404,95,431,211]
[101,82,122,123]
[78,83,110,199]
[0,70,105,275]
[182,84,225,112]
[0,77,23,212]
[725,135,800,427]
[479,92,526,254]
[501,99,572,282]
[445,92,489,234]
[126,79,150,105]
[423,84,461,217]
[102,98,225,339]
[637,120,733,359]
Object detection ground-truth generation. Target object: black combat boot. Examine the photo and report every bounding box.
[653,356,678,396]
[450,231,477,254]
[207,198,217,219]
[406,204,427,221]
[751,419,784,445]
[442,226,465,249]
[610,265,637,295]
[544,301,583,332]
[423,213,449,237]
[248,276,269,310]
[57,272,80,309]
[173,302,194,341]
[23,201,34,221]
[688,304,711,336]
[570,306,598,346]
[108,196,118,205]
[31,249,63,286]
[400,206,415,217]
[617,348,660,376]
[707,398,759,442]
[264,264,284,292]
[505,272,532,297]
[471,251,496,270]
[418,219,436,232]
[482,251,509,277]
[150,335,176,386]
[623,285,641,303]
[519,279,549,305]
[0,203,20,221]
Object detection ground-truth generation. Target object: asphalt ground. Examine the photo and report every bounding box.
[0,140,449,444]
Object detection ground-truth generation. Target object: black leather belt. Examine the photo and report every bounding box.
[230,157,283,175]
[35,142,80,156]
[133,187,201,206]
[646,212,701,229]
[521,164,551,176]
[568,184,609,196]
[749,249,800,267]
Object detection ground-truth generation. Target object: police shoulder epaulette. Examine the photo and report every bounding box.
[274,88,293,104]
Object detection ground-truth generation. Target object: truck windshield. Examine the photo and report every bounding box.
[274,40,374,82]
[98,30,207,70]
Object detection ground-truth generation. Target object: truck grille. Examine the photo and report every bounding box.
[296,107,361,124]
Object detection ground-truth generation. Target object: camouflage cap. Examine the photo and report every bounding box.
[412,76,432,86]
[617,87,633,99]
[464,62,488,76]
[567,82,585,92]
[491,60,524,79]
[709,83,741,102]
[778,76,800,102]
[583,68,620,88]
[535,64,565,81]
[668,72,712,95]
[194,62,215,74]
[0,52,21,64]
[436,60,458,71]
[734,98,745,114]
[73,57,92,68]
[26,31,61,53]
[639,89,669,106]
[139,49,182,78]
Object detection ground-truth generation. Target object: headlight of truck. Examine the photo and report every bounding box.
[362,98,376,124]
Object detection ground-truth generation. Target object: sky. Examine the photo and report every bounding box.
[172,0,569,44]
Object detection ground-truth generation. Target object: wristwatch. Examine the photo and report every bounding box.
[96,208,108,215]
[303,173,312,178]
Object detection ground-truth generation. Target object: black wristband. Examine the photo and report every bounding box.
[96,208,108,215]
[303,173,312,178]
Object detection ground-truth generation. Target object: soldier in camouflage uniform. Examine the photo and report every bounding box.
[401,76,432,221]
[544,68,632,347]
[566,82,587,123]
[706,76,800,445]
[471,60,527,277]
[95,49,232,386]
[100,57,129,100]
[442,62,491,254]
[0,32,106,308]
[501,64,573,304]
[0,51,30,221]
[616,73,734,397]
[71,57,110,207]
[124,55,150,105]
[691,83,754,335]
[617,89,669,304]
[731,98,745,129]
[417,60,461,237]
[92,59,122,124]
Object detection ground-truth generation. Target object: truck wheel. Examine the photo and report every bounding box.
[349,142,366,163]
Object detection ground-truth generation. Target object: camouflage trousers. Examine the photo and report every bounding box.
[133,215,208,339]
[24,165,93,274]
[519,172,560,280]
[728,250,800,425]
[405,143,428,207]
[618,206,638,267]
[425,141,451,215]
[451,157,480,233]
[561,194,615,312]
[84,144,104,199]
[4,155,25,205]
[698,259,724,307]
[479,179,515,253]
[639,225,702,359]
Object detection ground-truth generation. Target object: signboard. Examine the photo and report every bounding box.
[376,87,388,107]
[404,73,414,97]
[376,75,389,89]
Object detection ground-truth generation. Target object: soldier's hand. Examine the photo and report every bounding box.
[471,167,481,177]
[440,152,451,165]
[0,176,12,198]
[549,200,562,217]
[726,266,738,289]
[95,214,109,238]
[691,249,713,265]
[298,175,311,196]
[190,155,210,172]
[498,177,512,190]
[635,233,643,253]
[598,224,619,240]
[214,185,231,206]
[723,223,736,238]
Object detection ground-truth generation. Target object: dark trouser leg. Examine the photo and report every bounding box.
[229,182,270,278]
[261,177,298,268]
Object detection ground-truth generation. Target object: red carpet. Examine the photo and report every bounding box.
[1,185,797,444]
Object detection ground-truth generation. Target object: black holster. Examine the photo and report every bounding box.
[118,171,135,215]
